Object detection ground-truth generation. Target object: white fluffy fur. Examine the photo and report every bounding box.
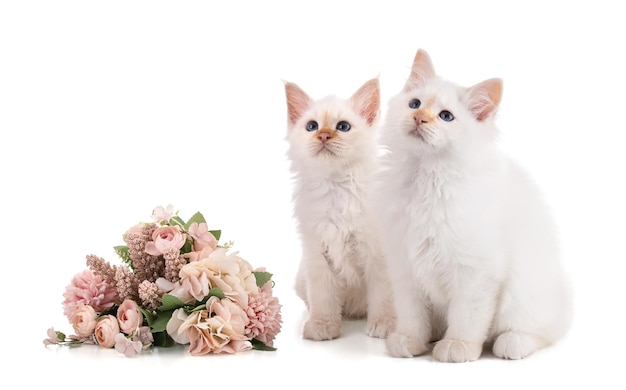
[372,49,573,362]
[284,79,395,341]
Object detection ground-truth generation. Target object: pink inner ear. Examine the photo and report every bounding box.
[351,78,380,125]
[467,78,503,122]
[403,49,436,92]
[284,82,311,125]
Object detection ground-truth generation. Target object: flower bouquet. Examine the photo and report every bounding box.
[44,205,282,357]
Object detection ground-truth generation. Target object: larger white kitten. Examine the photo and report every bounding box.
[283,78,395,341]
[373,49,573,362]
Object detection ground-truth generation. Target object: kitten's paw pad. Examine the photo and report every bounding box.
[385,332,429,358]
[302,319,341,341]
[433,339,482,363]
[493,332,540,360]
[365,317,396,338]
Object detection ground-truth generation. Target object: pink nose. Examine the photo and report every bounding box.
[318,132,332,142]
[414,113,428,124]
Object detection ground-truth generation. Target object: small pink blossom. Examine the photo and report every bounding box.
[152,204,175,224]
[134,326,154,345]
[115,333,142,357]
[43,327,60,345]
[94,315,120,348]
[62,269,118,321]
[117,299,143,334]
[144,225,186,256]
[188,222,218,252]
[70,305,98,338]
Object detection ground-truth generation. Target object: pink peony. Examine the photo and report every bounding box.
[62,269,118,321]
[94,315,120,348]
[187,222,218,252]
[245,283,282,347]
[70,304,98,338]
[176,296,252,355]
[116,299,143,334]
[144,225,186,256]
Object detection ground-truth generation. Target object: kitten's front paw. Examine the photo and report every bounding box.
[303,318,341,341]
[365,316,395,338]
[385,332,429,357]
[492,331,540,360]
[433,339,482,363]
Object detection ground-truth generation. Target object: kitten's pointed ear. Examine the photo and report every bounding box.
[403,49,436,92]
[350,77,380,126]
[284,81,312,126]
[466,78,503,122]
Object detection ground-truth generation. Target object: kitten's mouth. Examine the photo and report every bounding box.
[316,144,336,156]
[409,128,426,142]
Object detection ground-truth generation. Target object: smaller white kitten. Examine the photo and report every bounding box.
[373,49,573,362]
[283,78,395,341]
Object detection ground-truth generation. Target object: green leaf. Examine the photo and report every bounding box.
[159,293,186,311]
[208,287,225,299]
[253,271,273,287]
[251,339,277,351]
[170,215,186,227]
[150,310,174,333]
[114,245,132,267]
[151,331,176,347]
[182,239,192,254]
[184,212,206,230]
[138,307,157,326]
[209,230,221,241]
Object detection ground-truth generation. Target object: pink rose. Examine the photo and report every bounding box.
[117,299,143,334]
[188,222,218,252]
[95,315,120,348]
[71,305,98,338]
[144,226,186,256]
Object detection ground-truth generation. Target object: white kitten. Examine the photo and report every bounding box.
[283,78,395,341]
[373,49,573,362]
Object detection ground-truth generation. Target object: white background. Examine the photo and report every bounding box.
[2,1,624,388]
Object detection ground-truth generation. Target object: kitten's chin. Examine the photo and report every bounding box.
[408,128,427,143]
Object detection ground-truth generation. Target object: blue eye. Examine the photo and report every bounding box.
[439,110,454,122]
[409,99,421,109]
[306,121,318,131]
[336,121,351,132]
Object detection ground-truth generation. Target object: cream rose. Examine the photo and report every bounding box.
[70,305,97,338]
[177,296,251,355]
[95,315,120,348]
[205,249,258,308]
[166,308,191,345]
[116,299,143,334]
